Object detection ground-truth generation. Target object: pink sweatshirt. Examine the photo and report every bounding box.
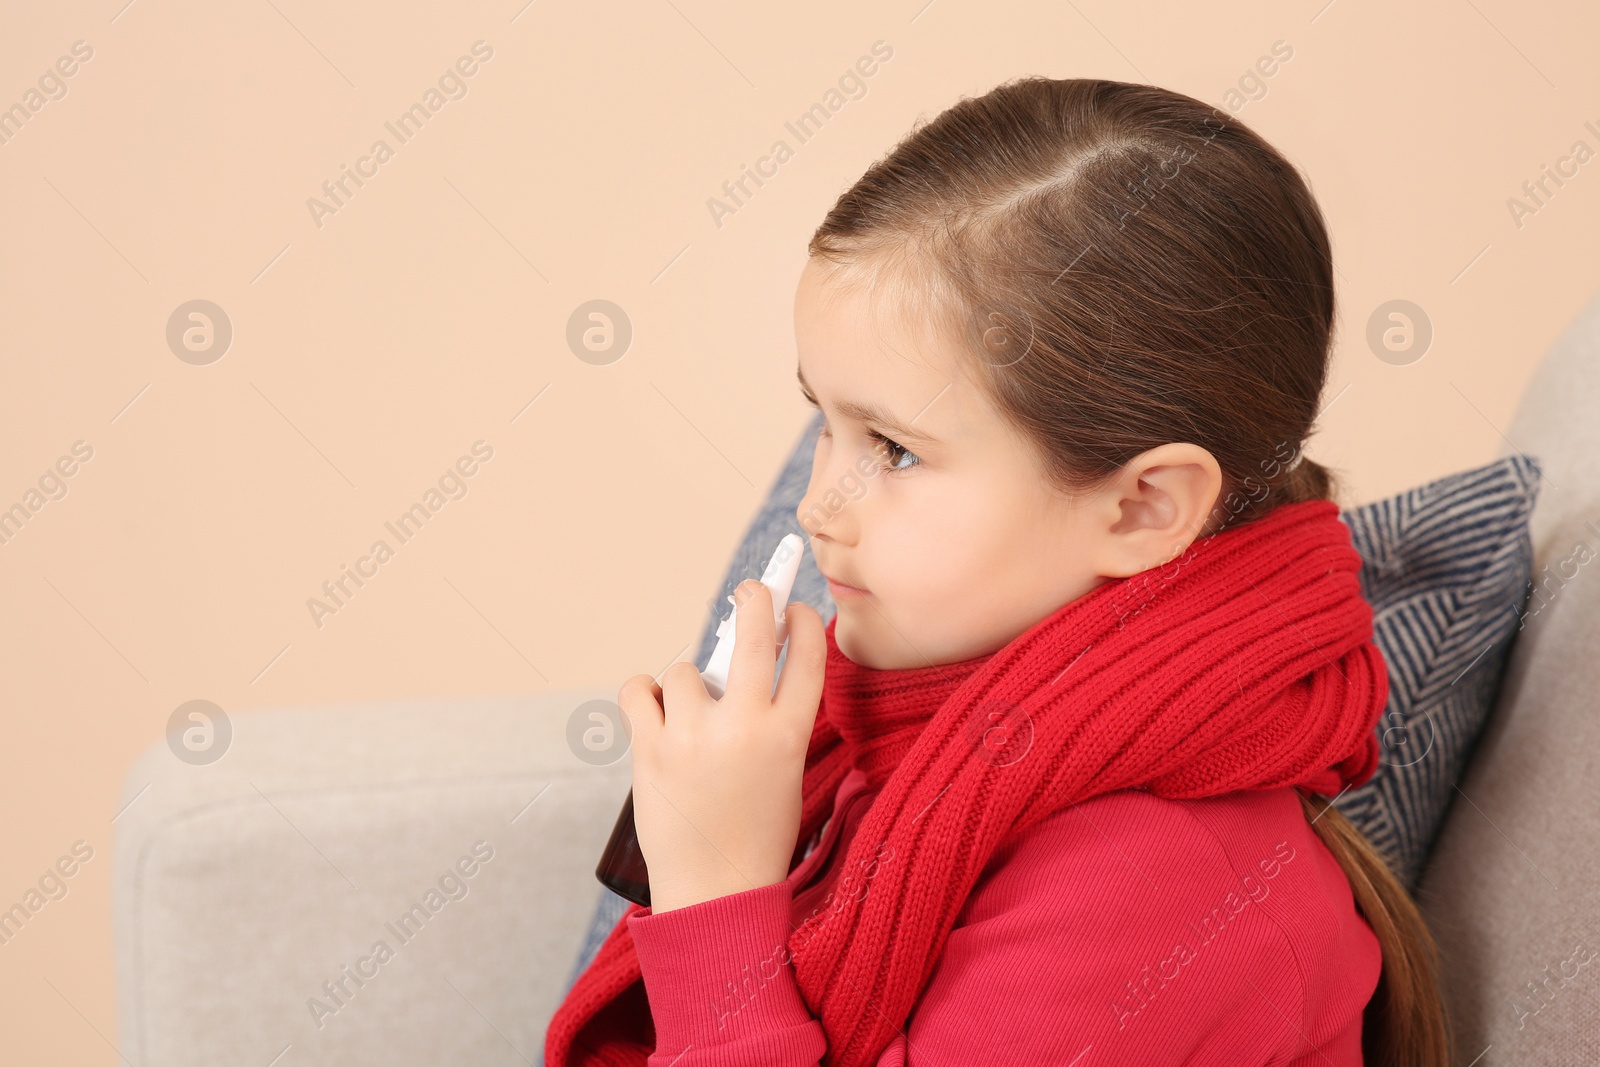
[625,766,1382,1065]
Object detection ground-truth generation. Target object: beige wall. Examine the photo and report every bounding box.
[1,0,1596,1060]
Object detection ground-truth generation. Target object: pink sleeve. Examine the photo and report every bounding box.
[627,880,828,1067]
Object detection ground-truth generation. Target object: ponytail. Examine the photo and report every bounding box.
[1277,454,1337,509]
[1297,790,1455,1067]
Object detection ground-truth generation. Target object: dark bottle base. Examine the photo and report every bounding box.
[595,787,652,908]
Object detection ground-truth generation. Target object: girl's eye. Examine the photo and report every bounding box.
[804,391,920,474]
[867,429,920,473]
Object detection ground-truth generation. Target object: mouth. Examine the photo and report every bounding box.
[821,572,871,599]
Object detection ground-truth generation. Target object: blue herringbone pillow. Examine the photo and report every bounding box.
[1334,453,1540,888]
[562,420,1540,1008]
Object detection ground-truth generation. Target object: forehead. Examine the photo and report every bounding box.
[793,257,1021,456]
[793,257,968,390]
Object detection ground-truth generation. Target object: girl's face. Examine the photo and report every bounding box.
[792,257,1116,670]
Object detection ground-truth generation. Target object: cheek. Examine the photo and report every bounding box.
[862,491,993,603]
[891,488,1077,610]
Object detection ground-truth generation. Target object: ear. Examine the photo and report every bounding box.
[1092,443,1223,579]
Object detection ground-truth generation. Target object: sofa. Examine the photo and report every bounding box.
[113,287,1600,1065]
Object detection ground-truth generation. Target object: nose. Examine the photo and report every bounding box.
[795,431,858,546]
[795,477,835,543]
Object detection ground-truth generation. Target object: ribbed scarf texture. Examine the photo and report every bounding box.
[545,499,1388,1067]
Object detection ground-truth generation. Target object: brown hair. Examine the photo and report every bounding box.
[807,76,1452,1065]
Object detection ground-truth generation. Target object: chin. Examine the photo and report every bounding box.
[831,616,877,668]
[832,617,911,671]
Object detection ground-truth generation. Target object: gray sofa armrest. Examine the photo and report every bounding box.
[1417,506,1600,1062]
[113,690,628,1067]
[1416,286,1600,1062]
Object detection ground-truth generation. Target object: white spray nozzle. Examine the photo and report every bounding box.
[699,533,806,699]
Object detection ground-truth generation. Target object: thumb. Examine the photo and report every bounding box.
[617,673,664,753]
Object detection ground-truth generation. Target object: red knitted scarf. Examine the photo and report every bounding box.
[545,499,1387,1066]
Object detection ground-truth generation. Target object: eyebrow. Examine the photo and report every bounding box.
[795,364,939,445]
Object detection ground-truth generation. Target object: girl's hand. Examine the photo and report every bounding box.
[619,580,827,913]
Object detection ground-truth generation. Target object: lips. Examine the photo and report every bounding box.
[821,570,870,598]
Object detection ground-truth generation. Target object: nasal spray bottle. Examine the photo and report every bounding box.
[595,533,807,907]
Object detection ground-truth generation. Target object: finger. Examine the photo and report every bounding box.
[774,602,827,726]
[659,659,711,720]
[723,578,778,703]
[616,673,664,750]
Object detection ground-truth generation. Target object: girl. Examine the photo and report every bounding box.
[546,77,1452,1066]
